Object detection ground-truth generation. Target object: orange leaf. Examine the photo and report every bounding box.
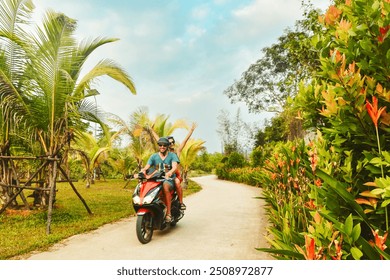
[363,181,377,187]
[381,111,390,126]
[314,211,322,224]
[325,6,342,25]
[359,190,380,198]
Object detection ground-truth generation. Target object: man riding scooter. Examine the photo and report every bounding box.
[139,137,180,223]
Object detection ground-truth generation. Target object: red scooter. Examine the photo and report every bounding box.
[131,170,184,244]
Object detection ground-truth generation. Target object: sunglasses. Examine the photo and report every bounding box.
[159,144,168,147]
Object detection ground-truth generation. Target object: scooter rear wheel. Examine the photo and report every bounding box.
[136,213,153,244]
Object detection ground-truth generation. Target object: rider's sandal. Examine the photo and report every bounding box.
[165,214,172,223]
[180,203,186,210]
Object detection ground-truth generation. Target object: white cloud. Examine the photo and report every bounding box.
[191,5,210,20]
[184,24,207,46]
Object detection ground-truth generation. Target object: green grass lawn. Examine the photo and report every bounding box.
[0,178,201,259]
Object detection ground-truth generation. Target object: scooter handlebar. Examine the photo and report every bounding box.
[129,170,174,181]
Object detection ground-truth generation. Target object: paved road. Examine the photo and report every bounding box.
[27,175,271,260]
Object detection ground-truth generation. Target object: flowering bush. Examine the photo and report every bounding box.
[218,0,390,260]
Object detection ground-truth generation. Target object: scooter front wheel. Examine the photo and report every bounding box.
[136,213,153,244]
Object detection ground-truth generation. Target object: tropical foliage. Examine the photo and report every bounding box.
[0,0,136,210]
[218,0,390,260]
[0,0,137,212]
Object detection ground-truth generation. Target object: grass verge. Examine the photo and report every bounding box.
[0,178,201,259]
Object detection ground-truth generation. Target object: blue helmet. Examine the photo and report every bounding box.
[157,137,169,146]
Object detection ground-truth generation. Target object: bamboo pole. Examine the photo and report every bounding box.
[0,155,57,160]
[0,159,50,215]
[58,165,93,215]
[9,158,30,210]
[0,183,51,191]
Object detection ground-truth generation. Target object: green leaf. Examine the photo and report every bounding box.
[352,224,361,243]
[357,236,381,259]
[382,151,390,163]
[351,247,363,260]
[356,24,368,31]
[256,248,305,260]
[320,212,379,259]
[372,0,380,10]
[311,34,320,47]
[371,189,385,195]
[348,30,357,37]
[370,157,386,166]
[316,169,370,226]
[360,40,372,52]
[344,214,353,236]
[381,199,390,208]
[375,247,390,260]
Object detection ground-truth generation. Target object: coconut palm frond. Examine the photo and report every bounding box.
[171,119,190,131]
[0,0,34,33]
[76,36,118,67]
[0,0,35,144]
[75,58,136,98]
[69,147,91,170]
[179,139,206,168]
[0,0,34,72]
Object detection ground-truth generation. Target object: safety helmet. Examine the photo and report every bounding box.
[157,137,170,146]
[167,135,175,145]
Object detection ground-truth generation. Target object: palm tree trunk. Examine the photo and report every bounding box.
[0,141,17,207]
[182,170,188,189]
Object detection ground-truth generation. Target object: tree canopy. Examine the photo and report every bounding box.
[224,2,323,113]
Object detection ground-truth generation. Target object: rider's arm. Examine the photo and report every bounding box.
[166,161,178,178]
[140,164,151,175]
[141,154,154,175]
[145,126,159,142]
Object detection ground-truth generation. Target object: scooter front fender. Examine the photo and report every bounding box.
[137,208,152,216]
[136,207,166,230]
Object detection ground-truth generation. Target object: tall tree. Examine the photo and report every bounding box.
[217,109,254,154]
[223,1,323,113]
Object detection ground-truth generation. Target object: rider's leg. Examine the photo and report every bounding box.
[175,177,186,210]
[163,181,172,221]
[175,177,183,204]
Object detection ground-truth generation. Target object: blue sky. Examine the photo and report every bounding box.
[33,0,331,153]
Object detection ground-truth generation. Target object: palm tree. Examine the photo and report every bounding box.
[178,139,205,187]
[0,0,136,229]
[110,107,154,170]
[106,147,137,180]
[25,11,136,155]
[70,130,111,188]
[0,0,35,207]
[148,113,189,143]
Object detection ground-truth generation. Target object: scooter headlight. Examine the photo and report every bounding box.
[143,188,160,204]
[133,195,141,204]
[132,184,141,205]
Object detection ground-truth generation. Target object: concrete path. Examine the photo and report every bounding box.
[26,175,271,260]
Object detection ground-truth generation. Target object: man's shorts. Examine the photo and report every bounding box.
[163,178,175,191]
